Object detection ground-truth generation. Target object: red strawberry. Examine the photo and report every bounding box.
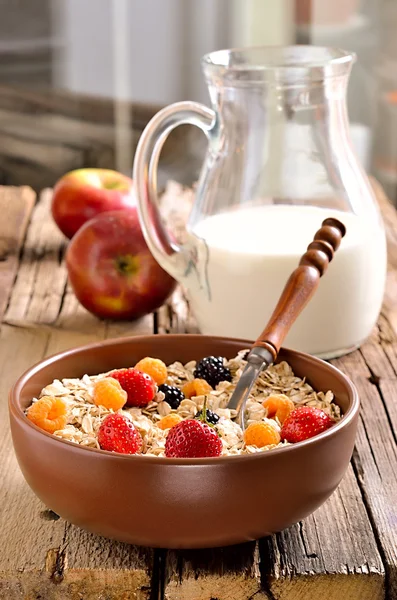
[109,368,156,407]
[98,413,142,454]
[281,406,334,443]
[165,419,223,458]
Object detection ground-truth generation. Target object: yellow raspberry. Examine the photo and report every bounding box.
[93,377,127,411]
[244,422,281,448]
[182,378,213,399]
[27,396,68,434]
[135,357,168,385]
[157,413,183,430]
[262,394,294,425]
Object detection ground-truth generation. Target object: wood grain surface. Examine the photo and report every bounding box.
[0,183,395,599]
[0,186,35,320]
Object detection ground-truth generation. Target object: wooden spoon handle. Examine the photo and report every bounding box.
[253,218,346,361]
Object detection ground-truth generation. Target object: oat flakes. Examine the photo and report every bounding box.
[27,349,340,456]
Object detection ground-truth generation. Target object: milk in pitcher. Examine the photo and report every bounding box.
[189,205,386,358]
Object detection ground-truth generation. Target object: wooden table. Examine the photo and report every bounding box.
[0,182,396,600]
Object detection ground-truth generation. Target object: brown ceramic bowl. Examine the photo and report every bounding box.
[9,334,359,549]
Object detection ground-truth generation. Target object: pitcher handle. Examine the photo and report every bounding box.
[133,101,216,280]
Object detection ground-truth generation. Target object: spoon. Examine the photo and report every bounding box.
[227,217,346,428]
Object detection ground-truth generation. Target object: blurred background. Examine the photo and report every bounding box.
[0,0,396,201]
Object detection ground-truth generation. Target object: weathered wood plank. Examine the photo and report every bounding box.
[165,543,267,600]
[322,183,397,599]
[0,185,35,320]
[1,190,154,598]
[0,323,65,600]
[356,322,397,594]
[261,465,384,599]
[266,574,383,600]
[5,188,66,325]
[333,346,397,599]
[58,525,153,600]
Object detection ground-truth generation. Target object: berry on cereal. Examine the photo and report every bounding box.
[182,378,212,399]
[195,408,219,425]
[93,377,127,411]
[281,406,333,443]
[135,357,168,385]
[109,367,156,407]
[262,394,294,425]
[25,352,339,457]
[158,384,184,409]
[158,413,183,430]
[27,396,68,434]
[98,413,142,454]
[165,419,222,458]
[244,422,281,448]
[194,356,232,388]
[165,396,222,458]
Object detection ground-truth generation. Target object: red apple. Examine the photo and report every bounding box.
[66,209,176,320]
[52,168,136,239]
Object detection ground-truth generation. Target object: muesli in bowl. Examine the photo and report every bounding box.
[25,351,341,458]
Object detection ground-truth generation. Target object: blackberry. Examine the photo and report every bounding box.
[194,356,232,388]
[195,409,220,425]
[158,384,184,409]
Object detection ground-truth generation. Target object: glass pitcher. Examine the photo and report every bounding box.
[133,46,387,359]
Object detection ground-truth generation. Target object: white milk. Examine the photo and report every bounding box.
[189,205,386,358]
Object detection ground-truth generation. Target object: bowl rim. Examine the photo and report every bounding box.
[9,334,360,465]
